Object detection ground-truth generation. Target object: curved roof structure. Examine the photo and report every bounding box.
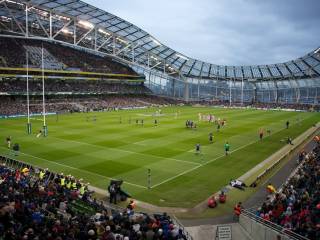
[1,0,320,80]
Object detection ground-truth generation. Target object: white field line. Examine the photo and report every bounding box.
[0,114,313,190]
[151,140,256,188]
[0,126,200,167]
[29,118,43,121]
[151,123,300,189]
[131,141,147,146]
[46,135,201,167]
[0,146,147,189]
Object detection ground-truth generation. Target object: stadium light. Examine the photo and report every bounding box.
[54,14,70,21]
[116,37,128,44]
[98,28,110,36]
[78,20,94,29]
[61,28,73,35]
[175,53,189,60]
[314,48,320,54]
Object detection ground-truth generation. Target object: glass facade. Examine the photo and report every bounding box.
[1,0,319,105]
[142,69,320,105]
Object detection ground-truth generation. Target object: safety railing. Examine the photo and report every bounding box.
[240,209,310,240]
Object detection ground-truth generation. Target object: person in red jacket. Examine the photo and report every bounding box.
[219,191,227,203]
[208,196,217,208]
[234,202,242,220]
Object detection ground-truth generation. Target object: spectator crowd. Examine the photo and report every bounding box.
[255,142,320,240]
[0,95,176,116]
[0,37,137,75]
[0,79,150,94]
[0,159,188,240]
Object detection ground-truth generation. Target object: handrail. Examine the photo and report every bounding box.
[241,209,310,240]
[172,215,194,240]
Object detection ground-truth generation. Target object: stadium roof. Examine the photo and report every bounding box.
[1,0,320,80]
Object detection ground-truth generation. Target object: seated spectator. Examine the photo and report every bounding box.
[0,160,189,240]
[208,196,217,208]
[219,191,227,203]
[256,144,320,240]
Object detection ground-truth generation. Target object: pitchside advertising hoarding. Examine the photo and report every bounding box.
[0,112,56,119]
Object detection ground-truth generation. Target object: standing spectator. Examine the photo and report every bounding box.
[234,202,242,220]
[108,183,117,204]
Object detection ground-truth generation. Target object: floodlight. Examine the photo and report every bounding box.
[78,20,94,29]
[98,28,110,36]
[61,28,73,35]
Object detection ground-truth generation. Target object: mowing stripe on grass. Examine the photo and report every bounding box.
[0,126,201,166]
[151,140,256,188]
[40,135,202,167]
[0,125,201,166]
[150,122,298,189]
[0,146,148,189]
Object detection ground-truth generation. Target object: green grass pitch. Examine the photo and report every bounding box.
[0,106,319,208]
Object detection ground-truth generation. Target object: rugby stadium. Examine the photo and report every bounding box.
[0,1,319,240]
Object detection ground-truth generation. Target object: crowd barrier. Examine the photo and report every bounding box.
[0,112,56,119]
[240,209,309,240]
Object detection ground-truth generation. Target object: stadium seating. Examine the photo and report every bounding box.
[0,79,150,94]
[255,144,320,240]
[0,158,189,240]
[0,37,136,75]
[24,45,65,70]
[0,95,177,116]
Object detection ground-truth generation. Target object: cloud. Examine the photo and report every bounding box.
[85,0,320,65]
